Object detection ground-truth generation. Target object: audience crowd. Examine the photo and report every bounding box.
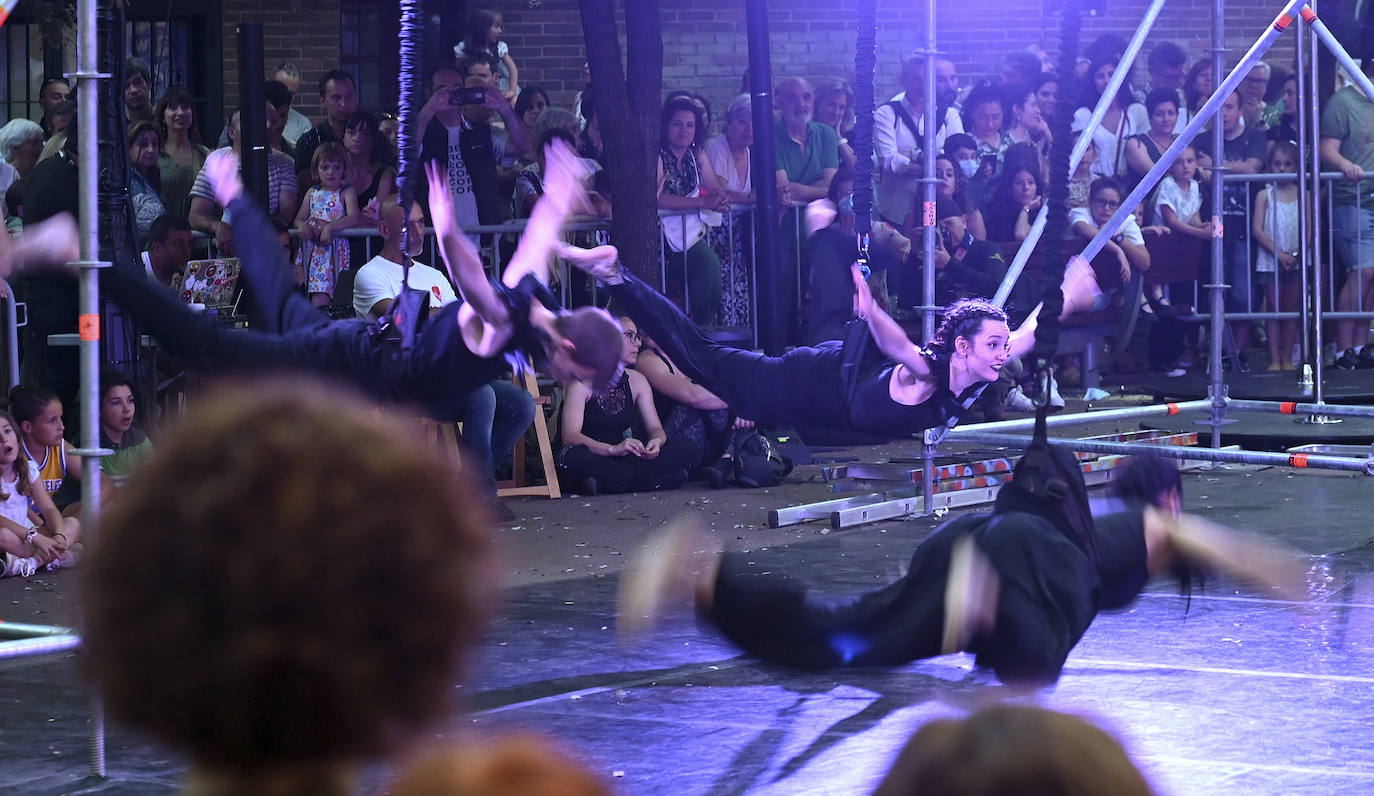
[2,8,1373,521]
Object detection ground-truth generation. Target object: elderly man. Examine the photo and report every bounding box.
[874,54,964,226]
[272,62,314,146]
[773,76,838,203]
[188,106,299,255]
[1238,61,1272,131]
[0,119,43,201]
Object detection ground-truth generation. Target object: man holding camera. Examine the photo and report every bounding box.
[416,55,531,243]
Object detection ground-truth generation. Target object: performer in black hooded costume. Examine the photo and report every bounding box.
[618,449,1300,685]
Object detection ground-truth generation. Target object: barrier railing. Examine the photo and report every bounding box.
[184,201,813,348]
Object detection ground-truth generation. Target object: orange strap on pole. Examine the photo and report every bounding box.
[78,314,100,342]
[1279,401,1298,414]
[1166,403,1180,415]
[1273,12,1294,31]
[0,0,18,28]
[1299,6,1317,22]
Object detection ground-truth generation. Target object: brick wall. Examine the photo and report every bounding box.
[220,0,343,122]
[214,0,1296,132]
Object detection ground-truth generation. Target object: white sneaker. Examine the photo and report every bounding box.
[1048,375,1065,409]
[1004,386,1036,412]
[45,545,81,571]
[4,554,38,578]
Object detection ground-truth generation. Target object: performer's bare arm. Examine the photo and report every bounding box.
[851,264,932,379]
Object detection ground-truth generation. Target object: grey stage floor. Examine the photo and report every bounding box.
[2,464,1373,795]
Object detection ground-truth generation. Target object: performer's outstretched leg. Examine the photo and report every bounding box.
[225,196,330,335]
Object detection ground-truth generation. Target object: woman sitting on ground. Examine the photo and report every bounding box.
[632,321,747,489]
[558,315,700,496]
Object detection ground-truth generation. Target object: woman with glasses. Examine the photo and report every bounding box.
[557,316,700,496]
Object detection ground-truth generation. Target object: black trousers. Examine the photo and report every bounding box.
[558,438,699,493]
[102,197,482,422]
[608,272,849,429]
[704,507,1149,684]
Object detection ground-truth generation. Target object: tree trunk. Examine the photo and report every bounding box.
[578,0,663,285]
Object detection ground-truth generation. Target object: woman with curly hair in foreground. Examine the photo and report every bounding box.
[82,379,494,795]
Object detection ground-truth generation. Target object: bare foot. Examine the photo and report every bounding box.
[616,514,720,639]
[1,213,80,279]
[941,535,999,655]
[555,242,623,285]
[1060,254,1103,318]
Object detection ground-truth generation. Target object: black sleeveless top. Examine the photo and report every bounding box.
[846,353,986,437]
[579,372,641,445]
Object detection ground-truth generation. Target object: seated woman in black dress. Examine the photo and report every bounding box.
[559,241,1102,441]
[557,315,700,495]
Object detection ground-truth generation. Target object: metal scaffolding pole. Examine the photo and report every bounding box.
[1307,1,1327,408]
[1295,16,1314,381]
[920,0,938,513]
[1207,0,1227,448]
[938,399,1212,438]
[992,0,1166,308]
[1303,5,1374,102]
[945,431,1374,474]
[1227,398,1374,419]
[73,0,108,778]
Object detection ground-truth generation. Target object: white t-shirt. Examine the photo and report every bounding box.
[874,93,964,223]
[1153,176,1202,224]
[0,460,41,528]
[704,134,750,193]
[352,255,458,320]
[1069,206,1145,246]
[444,120,508,247]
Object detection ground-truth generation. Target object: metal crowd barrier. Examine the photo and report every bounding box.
[1157,169,1374,325]
[184,202,810,348]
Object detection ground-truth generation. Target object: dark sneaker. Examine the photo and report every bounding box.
[1357,348,1374,369]
[1333,350,1361,370]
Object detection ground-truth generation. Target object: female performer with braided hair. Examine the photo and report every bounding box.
[564,245,1102,439]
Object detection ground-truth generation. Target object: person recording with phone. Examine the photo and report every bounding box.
[416,54,531,246]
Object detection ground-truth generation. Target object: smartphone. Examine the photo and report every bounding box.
[450,86,488,105]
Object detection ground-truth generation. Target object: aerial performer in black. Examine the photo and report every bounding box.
[618,451,1303,685]
[561,244,1102,440]
[2,142,624,422]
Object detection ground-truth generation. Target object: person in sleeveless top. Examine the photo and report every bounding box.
[561,242,1103,440]
[557,316,700,495]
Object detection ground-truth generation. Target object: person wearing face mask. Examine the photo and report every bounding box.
[874,54,965,227]
[944,133,991,210]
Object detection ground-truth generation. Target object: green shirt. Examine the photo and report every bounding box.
[100,426,153,483]
[1320,85,1374,206]
[773,119,839,186]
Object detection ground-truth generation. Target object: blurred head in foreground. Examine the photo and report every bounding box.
[83,379,494,794]
[873,705,1157,796]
